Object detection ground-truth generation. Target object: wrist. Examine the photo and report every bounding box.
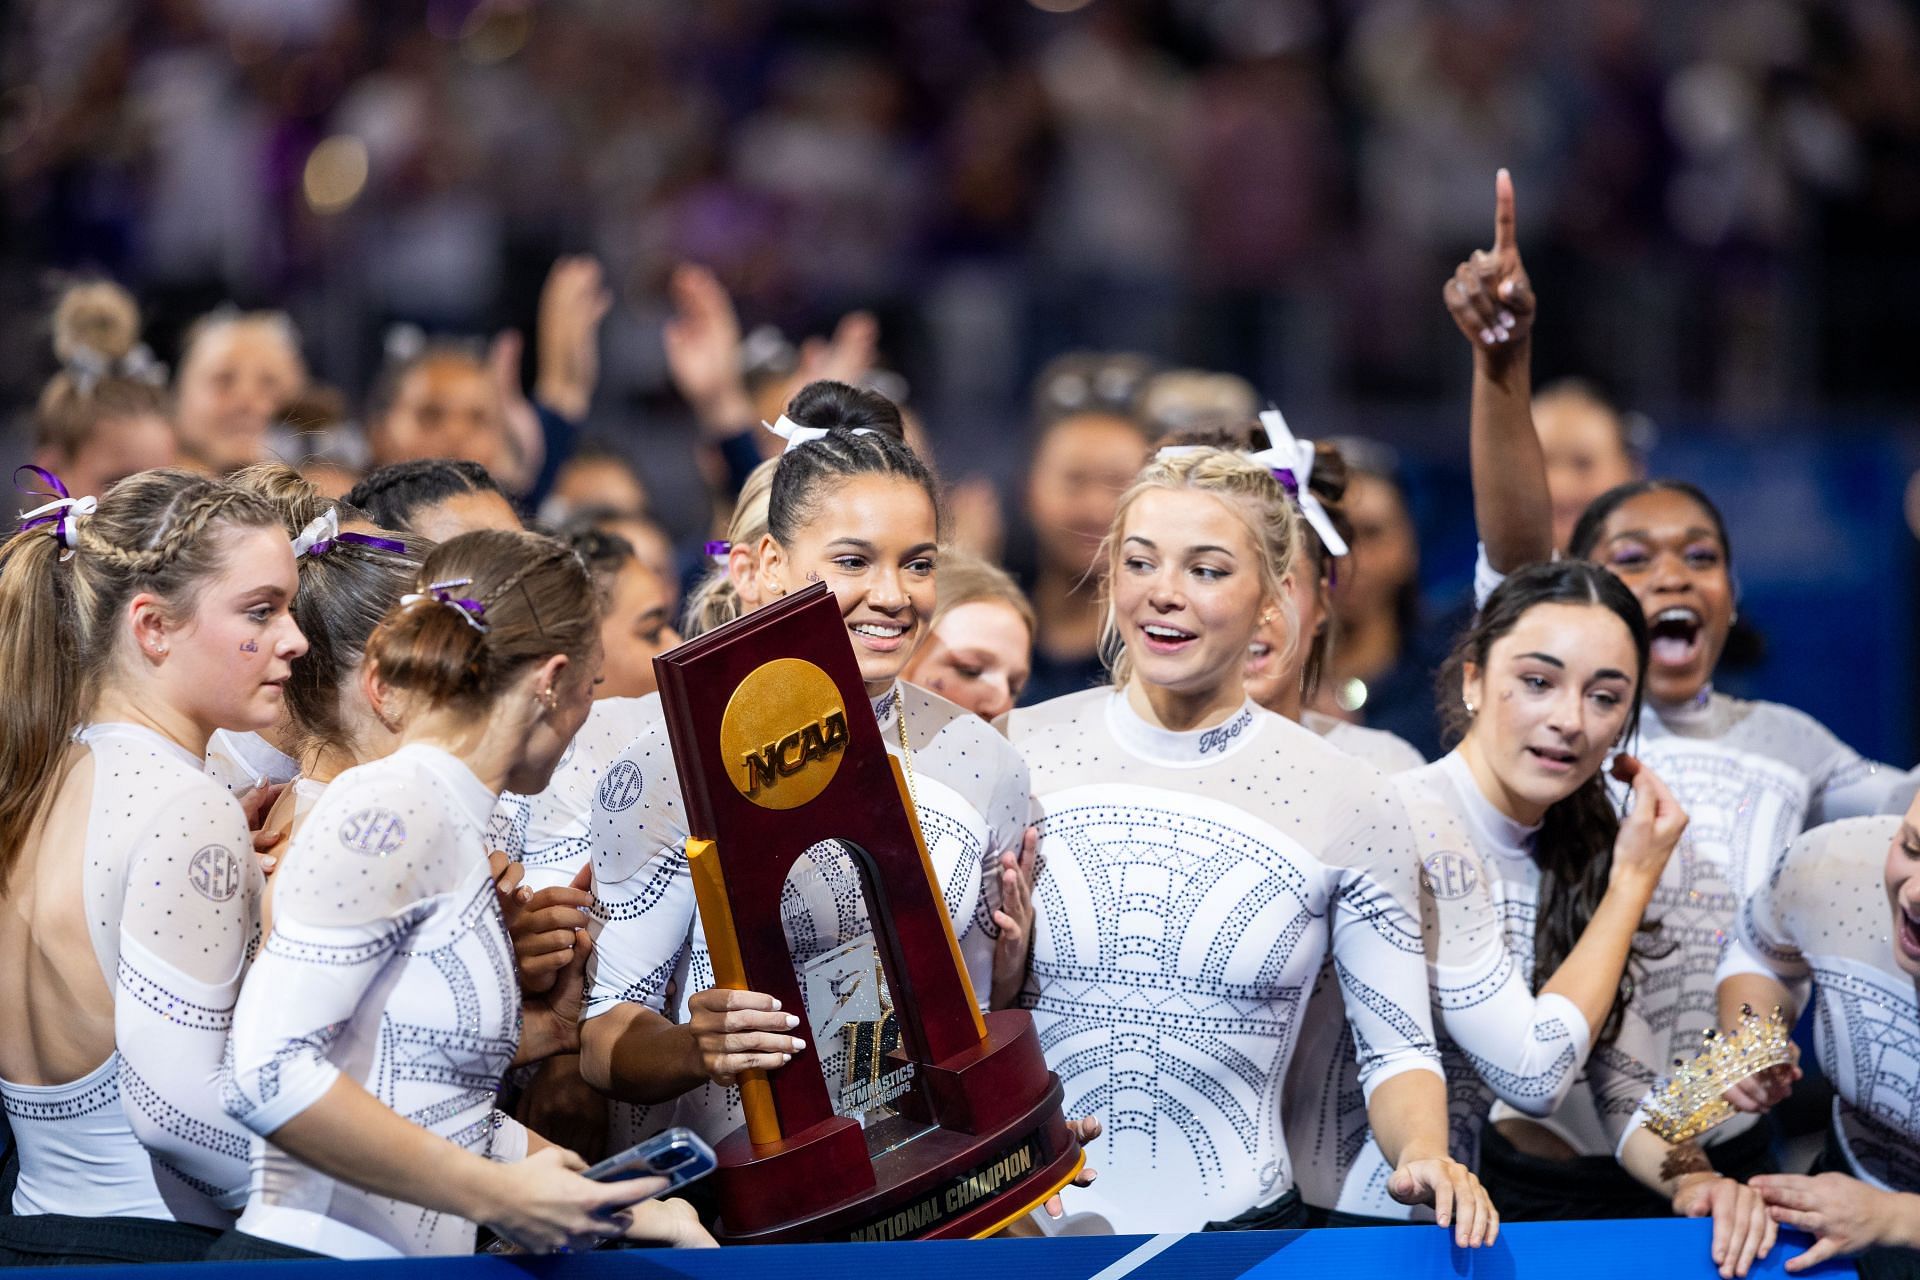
[694,388,757,434]
[1605,864,1662,902]
[1879,1191,1920,1248]
[1472,341,1531,387]
[1670,1170,1723,1209]
[451,1150,510,1224]
[1395,1140,1449,1168]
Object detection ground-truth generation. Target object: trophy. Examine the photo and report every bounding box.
[652,581,1083,1243]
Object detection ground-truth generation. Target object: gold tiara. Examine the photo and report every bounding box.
[1640,1005,1793,1144]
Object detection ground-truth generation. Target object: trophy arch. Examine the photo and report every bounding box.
[654,583,1082,1242]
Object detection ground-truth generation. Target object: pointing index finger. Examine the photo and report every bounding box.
[1494,168,1517,254]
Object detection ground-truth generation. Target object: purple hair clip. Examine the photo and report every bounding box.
[705,540,730,565]
[401,576,489,632]
[292,508,406,559]
[15,464,97,561]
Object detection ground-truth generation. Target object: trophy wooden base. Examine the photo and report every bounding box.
[711,1011,1084,1244]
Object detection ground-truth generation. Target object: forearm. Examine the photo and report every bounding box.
[267,1075,506,1221]
[1365,1068,1452,1166]
[1539,873,1658,1038]
[1718,972,1795,1031]
[1469,342,1553,570]
[579,1004,706,1104]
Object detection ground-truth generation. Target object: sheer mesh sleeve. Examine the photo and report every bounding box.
[1414,806,1592,1119]
[113,787,263,1209]
[221,771,454,1137]
[584,722,699,1022]
[1326,780,1444,1098]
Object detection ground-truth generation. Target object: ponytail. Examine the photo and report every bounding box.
[0,468,280,880]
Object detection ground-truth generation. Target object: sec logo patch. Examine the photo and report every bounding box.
[189,845,241,902]
[1421,849,1481,901]
[339,808,408,857]
[599,760,644,812]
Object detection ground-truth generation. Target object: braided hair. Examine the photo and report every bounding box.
[365,529,598,715]
[0,469,282,873]
[765,381,939,548]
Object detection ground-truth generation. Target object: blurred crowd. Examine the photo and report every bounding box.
[6,0,1920,463]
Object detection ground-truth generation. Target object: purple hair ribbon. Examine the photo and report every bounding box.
[15,464,97,561]
[705,540,730,564]
[292,508,406,558]
[401,576,489,632]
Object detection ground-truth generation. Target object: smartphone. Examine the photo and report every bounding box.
[581,1127,717,1194]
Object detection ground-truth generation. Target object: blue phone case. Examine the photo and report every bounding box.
[580,1127,717,1194]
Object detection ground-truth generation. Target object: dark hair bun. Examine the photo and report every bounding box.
[784,380,906,441]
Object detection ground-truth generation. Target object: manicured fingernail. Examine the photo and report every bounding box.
[791,1038,807,1051]
[517,887,532,901]
[1499,310,1515,327]
[784,1014,800,1029]
[769,998,781,1011]
[1479,328,1495,344]
[1499,279,1516,298]
[781,1053,792,1063]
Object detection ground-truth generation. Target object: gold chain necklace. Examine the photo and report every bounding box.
[890,686,919,815]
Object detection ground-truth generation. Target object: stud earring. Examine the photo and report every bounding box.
[1463,699,1477,715]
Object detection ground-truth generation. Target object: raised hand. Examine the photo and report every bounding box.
[787,310,879,398]
[1609,756,1689,888]
[535,255,612,422]
[989,826,1039,1009]
[1444,168,1535,360]
[487,329,544,492]
[662,264,755,435]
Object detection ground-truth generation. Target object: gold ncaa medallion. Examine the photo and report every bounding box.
[720,658,851,810]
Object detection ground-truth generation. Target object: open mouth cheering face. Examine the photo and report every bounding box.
[1586,488,1733,708]
[1113,487,1275,701]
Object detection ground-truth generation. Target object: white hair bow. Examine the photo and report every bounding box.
[764,415,875,453]
[16,465,98,562]
[290,508,339,558]
[1253,408,1349,558]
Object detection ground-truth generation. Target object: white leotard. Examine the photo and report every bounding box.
[491,697,651,894]
[203,729,299,796]
[584,682,1028,1150]
[222,743,529,1258]
[1304,710,1426,776]
[1008,689,1440,1233]
[1491,690,1900,1157]
[1,723,261,1225]
[1717,816,1920,1193]
[1288,751,1595,1216]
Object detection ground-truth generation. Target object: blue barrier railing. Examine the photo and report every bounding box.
[2,1221,1861,1280]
